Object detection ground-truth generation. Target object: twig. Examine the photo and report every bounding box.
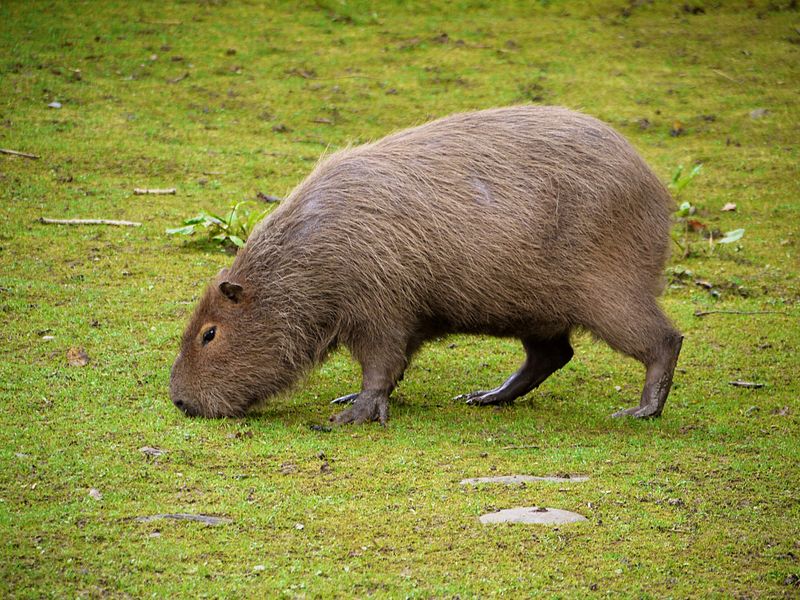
[139,19,182,26]
[711,68,739,83]
[501,445,540,450]
[694,309,788,317]
[133,188,176,195]
[0,148,40,160]
[39,218,141,227]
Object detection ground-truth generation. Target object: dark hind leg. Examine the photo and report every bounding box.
[456,335,574,406]
[588,297,683,419]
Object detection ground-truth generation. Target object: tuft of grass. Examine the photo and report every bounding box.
[1,1,798,597]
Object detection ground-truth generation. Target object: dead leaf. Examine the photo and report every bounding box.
[771,406,790,416]
[67,347,89,367]
[721,202,737,212]
[749,108,769,119]
[256,192,281,203]
[670,120,684,136]
[88,488,102,500]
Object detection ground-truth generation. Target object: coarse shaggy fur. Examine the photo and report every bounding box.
[170,105,682,421]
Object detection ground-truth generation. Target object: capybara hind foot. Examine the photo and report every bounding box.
[330,390,389,425]
[455,389,516,406]
[612,334,683,419]
[456,335,574,407]
[330,392,359,405]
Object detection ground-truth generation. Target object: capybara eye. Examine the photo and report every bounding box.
[202,326,216,346]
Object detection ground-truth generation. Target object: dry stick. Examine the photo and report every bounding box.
[694,309,788,317]
[501,445,540,450]
[0,148,40,160]
[39,218,141,227]
[133,188,176,195]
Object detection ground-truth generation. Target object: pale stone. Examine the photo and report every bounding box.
[460,474,589,486]
[480,506,587,525]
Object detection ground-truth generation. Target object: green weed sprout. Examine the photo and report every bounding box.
[167,201,270,250]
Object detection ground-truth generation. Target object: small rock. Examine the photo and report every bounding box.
[729,380,765,389]
[479,506,587,525]
[461,474,589,486]
[48,101,62,109]
[749,108,769,119]
[88,488,102,500]
[295,523,304,530]
[135,513,232,526]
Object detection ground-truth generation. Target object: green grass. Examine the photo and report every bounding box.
[1,0,799,597]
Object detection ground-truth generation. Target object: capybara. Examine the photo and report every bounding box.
[170,106,683,424]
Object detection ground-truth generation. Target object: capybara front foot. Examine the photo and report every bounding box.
[330,392,359,405]
[454,390,516,406]
[330,391,389,425]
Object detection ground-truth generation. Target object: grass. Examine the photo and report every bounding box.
[1,0,799,596]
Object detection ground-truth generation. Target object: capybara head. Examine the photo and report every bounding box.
[169,268,293,418]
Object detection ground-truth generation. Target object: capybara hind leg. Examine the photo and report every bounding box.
[456,335,573,406]
[613,333,683,418]
[588,298,683,418]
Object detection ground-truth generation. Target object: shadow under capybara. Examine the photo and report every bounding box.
[170,105,683,424]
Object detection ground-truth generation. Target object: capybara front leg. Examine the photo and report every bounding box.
[330,390,389,425]
[613,334,683,419]
[456,335,573,406]
[330,344,406,425]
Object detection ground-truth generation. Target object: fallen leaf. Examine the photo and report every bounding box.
[48,101,62,109]
[749,108,769,119]
[256,192,281,203]
[67,347,90,367]
[89,488,102,500]
[721,202,737,212]
[670,120,684,136]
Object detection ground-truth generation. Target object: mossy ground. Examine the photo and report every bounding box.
[1,1,799,597]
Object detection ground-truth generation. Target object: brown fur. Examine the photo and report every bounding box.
[170,106,683,422]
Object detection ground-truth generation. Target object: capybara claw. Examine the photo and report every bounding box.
[612,405,661,419]
[330,392,359,405]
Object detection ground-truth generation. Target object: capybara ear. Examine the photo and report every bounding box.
[219,281,244,303]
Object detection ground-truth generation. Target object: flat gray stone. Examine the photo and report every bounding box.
[480,507,587,525]
[135,513,232,526]
[460,474,589,486]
